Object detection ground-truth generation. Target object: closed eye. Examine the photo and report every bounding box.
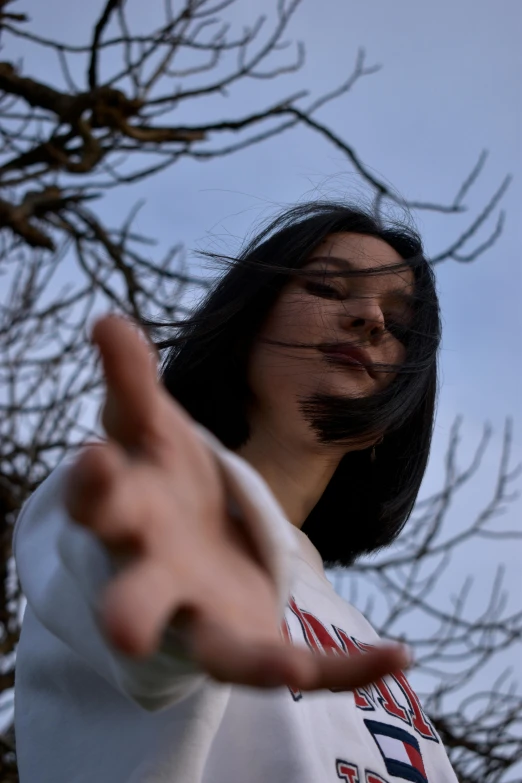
[304,281,343,300]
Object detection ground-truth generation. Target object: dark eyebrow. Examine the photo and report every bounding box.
[306,255,416,311]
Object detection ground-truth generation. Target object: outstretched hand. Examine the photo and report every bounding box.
[65,315,410,691]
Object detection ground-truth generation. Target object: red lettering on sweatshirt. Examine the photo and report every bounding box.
[336,759,360,782]
[338,634,409,723]
[390,669,437,740]
[286,596,438,742]
[366,772,389,783]
[289,597,343,655]
[343,635,436,740]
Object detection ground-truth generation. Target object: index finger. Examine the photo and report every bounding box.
[190,618,411,692]
[92,315,160,448]
[292,643,411,692]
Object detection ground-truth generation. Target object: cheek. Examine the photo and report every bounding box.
[246,295,325,402]
[260,291,312,339]
[245,339,298,416]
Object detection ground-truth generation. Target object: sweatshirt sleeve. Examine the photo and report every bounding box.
[14,425,298,712]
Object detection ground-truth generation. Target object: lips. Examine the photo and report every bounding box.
[319,343,374,377]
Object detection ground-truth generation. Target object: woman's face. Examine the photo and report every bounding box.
[246,232,415,449]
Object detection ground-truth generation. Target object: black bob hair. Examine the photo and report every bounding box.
[157,202,441,568]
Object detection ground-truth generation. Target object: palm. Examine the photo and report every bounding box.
[65,315,409,691]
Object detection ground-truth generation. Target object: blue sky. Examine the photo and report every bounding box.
[3,0,520,722]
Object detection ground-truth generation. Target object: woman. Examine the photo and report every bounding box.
[14,202,457,782]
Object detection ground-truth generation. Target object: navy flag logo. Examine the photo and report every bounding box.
[364,719,428,783]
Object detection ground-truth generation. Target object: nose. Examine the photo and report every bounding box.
[339,298,385,340]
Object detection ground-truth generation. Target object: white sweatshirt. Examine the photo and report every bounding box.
[14,428,458,783]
